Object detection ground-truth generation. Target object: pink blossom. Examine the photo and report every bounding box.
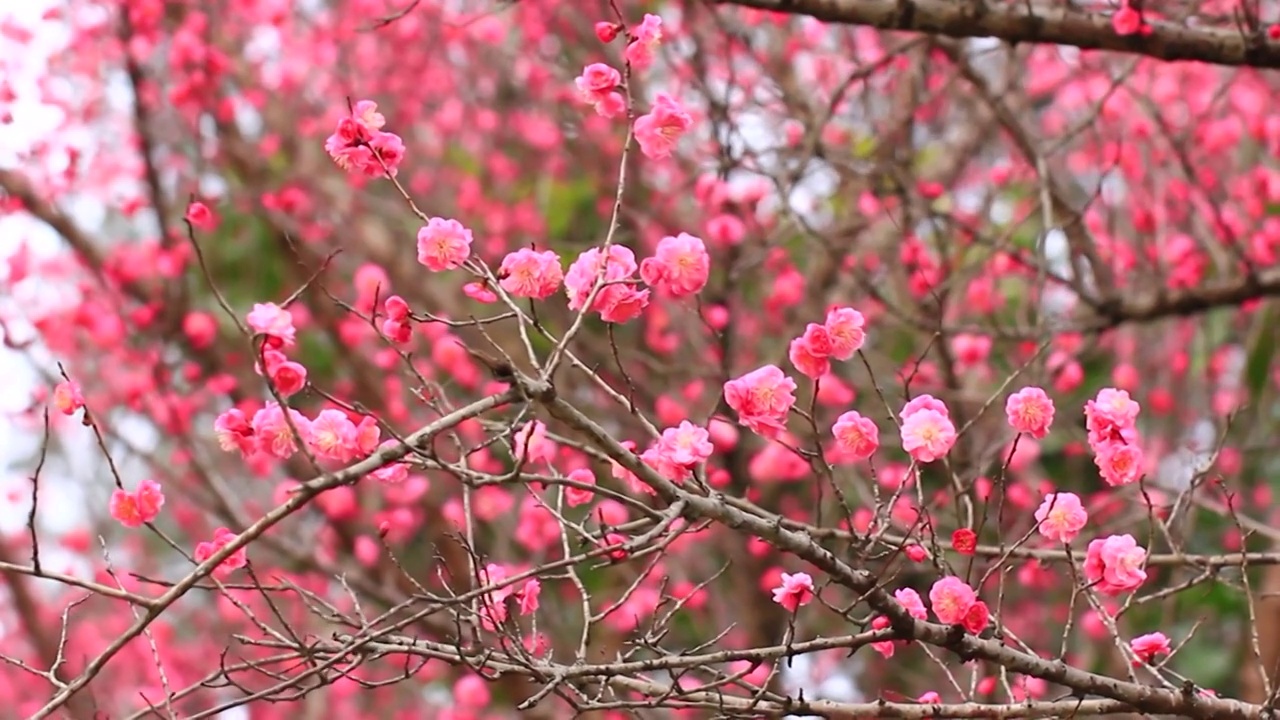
[633,93,691,160]
[574,63,625,118]
[624,13,663,68]
[894,587,929,620]
[831,411,878,461]
[771,571,815,612]
[517,578,541,615]
[246,303,296,348]
[185,200,217,231]
[267,357,308,397]
[251,402,311,459]
[369,439,410,483]
[639,232,710,297]
[352,99,386,130]
[308,409,358,462]
[657,421,714,467]
[598,286,649,323]
[564,467,596,507]
[788,323,832,379]
[1006,386,1055,439]
[463,281,498,304]
[929,576,977,625]
[963,600,991,634]
[381,317,412,344]
[478,562,515,629]
[1085,388,1140,446]
[640,444,692,483]
[900,407,956,463]
[53,380,84,416]
[416,217,473,271]
[902,394,949,420]
[1034,492,1088,544]
[356,416,380,456]
[824,307,866,359]
[1130,632,1171,664]
[1112,5,1142,35]
[194,527,248,577]
[1083,534,1148,595]
[384,295,410,321]
[723,365,797,439]
[214,408,256,456]
[870,615,895,658]
[499,248,563,299]
[563,245,650,323]
[1094,441,1144,487]
[109,478,165,528]
[594,21,620,43]
[364,131,406,177]
[513,420,557,464]
[323,100,404,177]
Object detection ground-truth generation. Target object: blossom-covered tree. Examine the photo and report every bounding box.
[1,0,1279,717]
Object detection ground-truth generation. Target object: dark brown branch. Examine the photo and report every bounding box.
[715,0,1280,68]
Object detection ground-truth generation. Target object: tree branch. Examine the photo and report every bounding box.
[715,0,1279,68]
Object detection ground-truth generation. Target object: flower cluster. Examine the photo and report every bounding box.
[323,100,405,177]
[564,245,650,323]
[215,403,381,465]
[108,478,165,528]
[1086,388,1144,486]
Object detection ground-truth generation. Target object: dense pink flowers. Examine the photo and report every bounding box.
[831,411,878,461]
[499,248,563,299]
[900,395,956,463]
[1006,386,1055,438]
[1083,534,1148,595]
[771,571,815,612]
[639,233,710,297]
[417,217,473,272]
[1034,492,1088,543]
[109,479,165,528]
[1130,632,1171,665]
[246,303,296,348]
[574,63,624,118]
[564,245,650,323]
[324,100,405,177]
[194,527,248,577]
[723,365,797,439]
[633,93,692,160]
